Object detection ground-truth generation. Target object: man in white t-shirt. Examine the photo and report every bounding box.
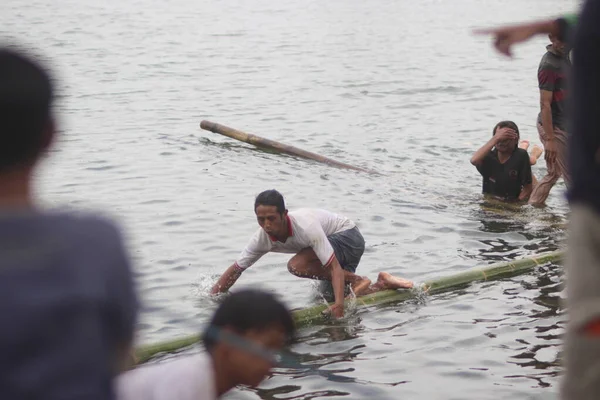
[210,190,413,318]
[116,289,295,400]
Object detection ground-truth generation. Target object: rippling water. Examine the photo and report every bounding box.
[3,0,576,398]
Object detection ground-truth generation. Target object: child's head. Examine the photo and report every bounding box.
[492,120,519,152]
[0,48,54,173]
[202,289,295,388]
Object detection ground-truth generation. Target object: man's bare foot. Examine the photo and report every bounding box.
[529,144,543,165]
[348,277,371,298]
[376,272,414,290]
[518,140,530,151]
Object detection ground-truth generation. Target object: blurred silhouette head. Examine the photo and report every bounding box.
[0,48,55,173]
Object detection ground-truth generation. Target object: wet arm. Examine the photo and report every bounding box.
[327,257,345,311]
[210,264,243,295]
[470,137,497,166]
[540,90,555,140]
[518,152,534,202]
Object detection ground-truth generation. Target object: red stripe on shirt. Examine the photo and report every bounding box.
[538,68,558,85]
[268,215,294,242]
[554,89,566,102]
[323,253,336,268]
[233,262,244,272]
[286,215,293,237]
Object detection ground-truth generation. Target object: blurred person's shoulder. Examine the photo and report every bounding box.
[55,210,126,241]
[0,209,129,260]
[37,209,126,244]
[50,211,131,263]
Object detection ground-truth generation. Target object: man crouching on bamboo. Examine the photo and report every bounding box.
[210,189,413,318]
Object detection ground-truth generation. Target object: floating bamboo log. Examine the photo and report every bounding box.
[135,250,564,364]
[199,120,376,174]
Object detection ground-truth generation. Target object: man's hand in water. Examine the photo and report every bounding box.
[494,127,518,143]
[210,264,243,295]
[325,303,344,319]
[326,258,346,318]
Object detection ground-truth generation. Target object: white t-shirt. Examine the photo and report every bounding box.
[115,352,216,400]
[235,208,356,270]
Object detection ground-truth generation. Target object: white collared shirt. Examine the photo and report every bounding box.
[234,208,355,270]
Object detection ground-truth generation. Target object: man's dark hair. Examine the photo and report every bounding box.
[202,289,295,351]
[0,48,53,171]
[254,190,286,214]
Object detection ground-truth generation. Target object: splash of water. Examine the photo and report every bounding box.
[190,268,220,298]
[401,282,428,309]
[308,280,360,319]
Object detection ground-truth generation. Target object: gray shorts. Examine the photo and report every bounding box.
[327,226,365,273]
[317,226,365,299]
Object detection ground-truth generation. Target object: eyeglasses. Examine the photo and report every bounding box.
[203,326,331,376]
[203,326,284,364]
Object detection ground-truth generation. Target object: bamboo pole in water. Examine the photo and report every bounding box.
[135,250,564,364]
[199,120,376,174]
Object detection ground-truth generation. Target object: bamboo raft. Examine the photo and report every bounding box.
[135,250,564,364]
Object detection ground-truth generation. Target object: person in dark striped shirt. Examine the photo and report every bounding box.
[528,32,571,205]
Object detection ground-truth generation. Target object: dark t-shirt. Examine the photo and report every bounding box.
[476,148,533,200]
[568,0,600,213]
[0,212,138,400]
[537,46,570,131]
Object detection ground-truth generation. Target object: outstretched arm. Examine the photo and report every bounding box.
[211,232,268,295]
[210,264,243,295]
[474,15,576,57]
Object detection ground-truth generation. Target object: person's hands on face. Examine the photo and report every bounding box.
[494,128,518,152]
[494,127,518,143]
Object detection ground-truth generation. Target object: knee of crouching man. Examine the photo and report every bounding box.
[287,259,298,275]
